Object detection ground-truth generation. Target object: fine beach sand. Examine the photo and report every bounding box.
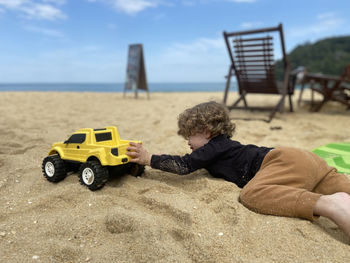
[0,90,350,262]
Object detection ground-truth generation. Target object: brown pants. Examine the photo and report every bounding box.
[240,147,350,221]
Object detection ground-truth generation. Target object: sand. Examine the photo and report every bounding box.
[0,90,349,263]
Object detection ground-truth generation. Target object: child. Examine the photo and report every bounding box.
[126,101,350,237]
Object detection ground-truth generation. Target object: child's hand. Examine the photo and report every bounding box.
[126,142,152,166]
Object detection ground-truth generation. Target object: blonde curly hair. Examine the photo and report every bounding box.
[177,101,236,139]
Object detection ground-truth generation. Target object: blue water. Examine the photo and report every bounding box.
[0,82,235,92]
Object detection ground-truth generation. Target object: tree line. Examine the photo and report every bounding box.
[275,36,350,79]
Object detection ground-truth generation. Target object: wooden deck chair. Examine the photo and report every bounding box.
[310,64,350,111]
[223,24,293,122]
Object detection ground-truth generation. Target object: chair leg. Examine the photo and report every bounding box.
[288,94,293,112]
[267,102,281,122]
[310,80,315,109]
[267,110,277,123]
[298,83,305,106]
[223,66,233,104]
[242,93,248,108]
[267,95,285,122]
[313,98,327,112]
[228,94,244,110]
[278,95,286,113]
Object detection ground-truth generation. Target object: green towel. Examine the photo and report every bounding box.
[312,143,350,174]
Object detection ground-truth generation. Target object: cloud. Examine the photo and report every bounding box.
[0,0,27,9]
[89,0,256,15]
[21,3,66,20]
[148,36,228,81]
[289,12,344,38]
[0,0,66,20]
[42,0,66,4]
[180,0,257,6]
[3,46,125,82]
[107,0,159,15]
[317,12,335,20]
[170,37,224,54]
[24,25,65,38]
[240,21,263,29]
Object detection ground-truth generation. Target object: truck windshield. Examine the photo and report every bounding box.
[66,134,86,144]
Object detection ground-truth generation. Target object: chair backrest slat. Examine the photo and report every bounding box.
[237,64,274,68]
[240,74,274,76]
[235,48,273,53]
[238,59,274,63]
[234,43,273,48]
[235,54,273,58]
[233,36,273,42]
[239,69,272,72]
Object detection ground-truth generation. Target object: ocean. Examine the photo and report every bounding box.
[0,82,235,93]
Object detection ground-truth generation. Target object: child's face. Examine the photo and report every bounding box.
[188,132,210,151]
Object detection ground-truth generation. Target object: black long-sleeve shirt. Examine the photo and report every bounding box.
[150,134,273,188]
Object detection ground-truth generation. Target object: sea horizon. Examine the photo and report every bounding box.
[0,82,235,93]
[0,82,305,93]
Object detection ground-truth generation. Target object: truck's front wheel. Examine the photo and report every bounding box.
[42,155,67,182]
[79,161,109,191]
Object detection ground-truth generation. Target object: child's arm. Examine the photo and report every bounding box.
[126,142,201,175]
[126,142,152,166]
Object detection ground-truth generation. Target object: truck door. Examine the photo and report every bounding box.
[64,133,87,161]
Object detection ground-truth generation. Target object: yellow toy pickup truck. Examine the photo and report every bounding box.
[42,126,144,191]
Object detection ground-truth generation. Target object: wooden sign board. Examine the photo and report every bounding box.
[124,44,149,98]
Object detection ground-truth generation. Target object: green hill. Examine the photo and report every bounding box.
[275,36,350,79]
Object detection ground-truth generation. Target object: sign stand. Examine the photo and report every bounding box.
[124,44,150,99]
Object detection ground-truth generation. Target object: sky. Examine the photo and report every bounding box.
[0,0,349,83]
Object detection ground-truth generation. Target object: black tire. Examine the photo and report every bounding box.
[79,161,109,191]
[129,164,145,177]
[42,155,67,182]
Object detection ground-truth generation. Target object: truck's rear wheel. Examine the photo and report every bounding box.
[42,155,67,182]
[79,161,109,191]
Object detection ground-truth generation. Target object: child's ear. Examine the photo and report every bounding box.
[204,130,211,139]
